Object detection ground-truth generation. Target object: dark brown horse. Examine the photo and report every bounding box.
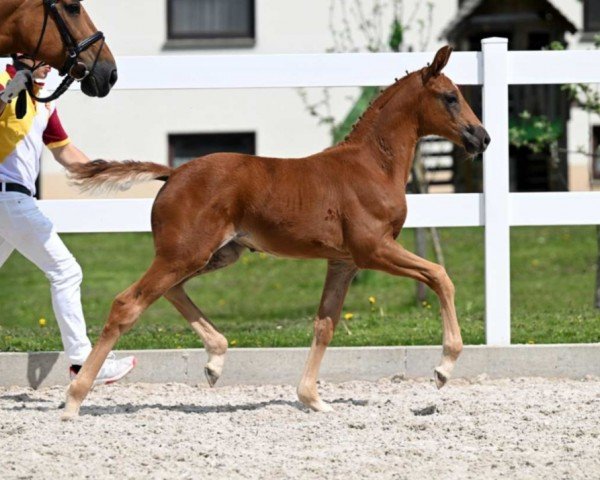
[0,0,117,97]
[64,46,489,418]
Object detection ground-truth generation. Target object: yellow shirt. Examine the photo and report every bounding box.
[0,65,70,195]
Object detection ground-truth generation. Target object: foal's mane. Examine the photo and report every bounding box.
[339,69,420,146]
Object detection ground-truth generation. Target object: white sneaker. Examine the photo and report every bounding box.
[69,352,137,385]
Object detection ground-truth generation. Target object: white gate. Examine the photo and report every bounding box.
[41,38,600,345]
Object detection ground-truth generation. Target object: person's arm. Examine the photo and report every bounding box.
[50,142,91,170]
[43,106,90,171]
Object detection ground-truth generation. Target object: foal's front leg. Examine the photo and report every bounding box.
[297,260,357,412]
[361,238,463,388]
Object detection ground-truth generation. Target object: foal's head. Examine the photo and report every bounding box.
[415,46,490,155]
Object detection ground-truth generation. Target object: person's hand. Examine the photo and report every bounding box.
[0,70,33,104]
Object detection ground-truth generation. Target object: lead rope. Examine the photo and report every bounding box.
[15,63,75,118]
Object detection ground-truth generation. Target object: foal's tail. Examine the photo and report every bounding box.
[69,160,173,193]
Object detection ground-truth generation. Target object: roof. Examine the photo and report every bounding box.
[440,0,577,41]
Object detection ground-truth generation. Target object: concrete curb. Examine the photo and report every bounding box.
[0,344,599,389]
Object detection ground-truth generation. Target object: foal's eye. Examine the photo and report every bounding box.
[444,94,459,106]
[64,2,81,15]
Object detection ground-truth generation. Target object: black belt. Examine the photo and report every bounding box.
[1,183,32,196]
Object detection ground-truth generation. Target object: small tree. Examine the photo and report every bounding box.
[298,0,434,143]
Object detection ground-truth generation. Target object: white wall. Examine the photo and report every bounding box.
[80,0,457,55]
[35,0,599,196]
[39,0,457,198]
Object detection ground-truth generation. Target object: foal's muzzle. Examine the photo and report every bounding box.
[461,125,491,155]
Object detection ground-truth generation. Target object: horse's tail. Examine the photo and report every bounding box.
[69,159,173,193]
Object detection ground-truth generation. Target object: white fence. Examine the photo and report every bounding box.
[41,38,600,346]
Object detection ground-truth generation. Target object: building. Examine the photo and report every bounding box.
[4,0,597,198]
[443,0,577,192]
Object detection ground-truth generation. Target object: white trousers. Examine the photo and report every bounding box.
[0,192,92,364]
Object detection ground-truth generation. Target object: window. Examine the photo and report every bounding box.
[168,132,256,168]
[167,0,255,42]
[584,0,600,32]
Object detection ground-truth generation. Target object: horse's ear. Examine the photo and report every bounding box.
[422,45,453,84]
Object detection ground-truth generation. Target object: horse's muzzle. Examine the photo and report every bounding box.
[461,125,491,155]
[80,60,118,98]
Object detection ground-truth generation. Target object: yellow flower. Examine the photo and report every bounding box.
[259,252,268,260]
[368,296,376,305]
[344,313,354,321]
[230,339,238,347]
[38,318,47,328]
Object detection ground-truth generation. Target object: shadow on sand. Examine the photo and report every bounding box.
[26,352,61,389]
[0,396,368,415]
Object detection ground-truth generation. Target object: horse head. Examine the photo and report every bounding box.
[16,0,117,98]
[417,46,490,155]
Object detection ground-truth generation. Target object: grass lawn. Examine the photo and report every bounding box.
[0,226,599,352]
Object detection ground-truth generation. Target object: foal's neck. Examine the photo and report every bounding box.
[341,73,421,185]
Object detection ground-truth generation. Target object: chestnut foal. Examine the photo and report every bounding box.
[64,46,489,418]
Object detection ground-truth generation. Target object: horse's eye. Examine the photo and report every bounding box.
[444,94,458,106]
[65,2,81,15]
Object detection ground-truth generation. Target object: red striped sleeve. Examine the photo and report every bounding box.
[43,108,70,148]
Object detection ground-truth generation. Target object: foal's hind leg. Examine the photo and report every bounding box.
[361,238,463,388]
[164,242,245,387]
[297,260,357,412]
[62,257,191,419]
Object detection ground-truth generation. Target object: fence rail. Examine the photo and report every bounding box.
[40,38,600,346]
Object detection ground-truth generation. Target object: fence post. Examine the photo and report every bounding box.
[481,37,511,345]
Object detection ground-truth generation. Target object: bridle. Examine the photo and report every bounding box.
[20,0,105,103]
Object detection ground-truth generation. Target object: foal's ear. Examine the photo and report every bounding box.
[422,45,453,84]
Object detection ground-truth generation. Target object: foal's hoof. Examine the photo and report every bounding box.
[310,400,334,413]
[434,367,449,389]
[61,386,81,421]
[60,410,79,422]
[297,393,334,412]
[204,366,220,387]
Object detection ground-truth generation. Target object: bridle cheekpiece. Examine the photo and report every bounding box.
[21,0,105,103]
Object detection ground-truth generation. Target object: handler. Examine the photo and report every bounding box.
[0,54,136,383]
